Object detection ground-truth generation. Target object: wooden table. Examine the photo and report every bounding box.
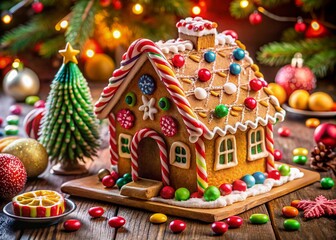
[1,83,335,240]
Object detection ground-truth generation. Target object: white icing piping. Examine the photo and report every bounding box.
[156,39,193,54]
[177,17,217,37]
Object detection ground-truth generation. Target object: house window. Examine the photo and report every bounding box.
[169,142,190,169]
[118,133,132,158]
[214,136,238,171]
[248,127,268,161]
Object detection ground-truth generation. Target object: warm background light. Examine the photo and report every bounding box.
[132,3,143,15]
[240,0,249,8]
[60,20,68,29]
[2,13,12,24]
[192,5,201,15]
[85,49,95,58]
[12,59,20,68]
[112,29,121,39]
[311,21,320,30]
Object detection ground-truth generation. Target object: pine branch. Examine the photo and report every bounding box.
[260,0,290,8]
[305,50,336,78]
[149,0,192,16]
[301,0,326,12]
[280,28,304,42]
[39,35,65,58]
[229,0,255,19]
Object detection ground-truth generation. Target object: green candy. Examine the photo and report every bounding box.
[283,219,300,231]
[278,164,290,176]
[125,92,136,106]
[249,213,269,224]
[5,125,19,136]
[6,115,19,125]
[204,186,220,201]
[116,178,128,189]
[25,95,40,105]
[123,173,132,183]
[292,155,307,165]
[214,104,229,118]
[320,177,334,189]
[175,187,190,201]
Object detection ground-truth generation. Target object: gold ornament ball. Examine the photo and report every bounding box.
[84,54,115,82]
[2,138,48,178]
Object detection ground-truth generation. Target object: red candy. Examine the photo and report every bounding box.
[110,171,119,181]
[278,127,291,137]
[232,180,247,192]
[32,2,44,13]
[172,54,185,68]
[223,30,238,40]
[198,68,212,82]
[108,216,126,228]
[102,175,115,188]
[160,116,177,137]
[34,100,45,108]
[244,97,257,110]
[160,186,175,199]
[88,206,105,218]
[211,221,228,235]
[190,192,203,198]
[63,219,81,231]
[226,216,243,228]
[219,183,232,196]
[268,170,281,180]
[169,220,186,233]
[0,117,3,127]
[274,149,282,161]
[9,105,22,115]
[249,78,263,91]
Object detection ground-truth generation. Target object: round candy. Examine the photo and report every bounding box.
[214,104,229,118]
[123,173,132,183]
[190,192,203,198]
[0,117,3,127]
[160,186,175,199]
[232,48,245,60]
[278,164,290,176]
[204,51,216,63]
[149,213,167,224]
[175,187,190,201]
[244,97,257,110]
[241,174,255,188]
[63,219,81,231]
[229,63,241,75]
[194,87,207,100]
[97,168,111,181]
[125,92,137,106]
[305,118,320,128]
[223,82,237,95]
[169,220,186,233]
[268,170,281,180]
[160,116,177,137]
[252,172,266,184]
[204,186,220,202]
[138,74,156,95]
[249,78,263,91]
[278,127,291,137]
[34,100,45,108]
[6,115,19,125]
[226,216,243,228]
[282,206,299,218]
[88,206,105,218]
[5,125,19,136]
[211,221,228,235]
[274,149,282,161]
[117,109,135,129]
[102,175,115,188]
[232,180,247,191]
[219,183,232,196]
[320,177,334,189]
[108,216,126,228]
[292,148,308,156]
[158,97,171,110]
[292,155,307,165]
[291,200,300,208]
[198,68,212,82]
[25,96,40,105]
[249,213,269,224]
[172,54,185,68]
[283,219,300,231]
[116,178,128,189]
[9,105,22,115]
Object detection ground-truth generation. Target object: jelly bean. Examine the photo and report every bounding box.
[5,125,19,136]
[204,186,220,201]
[88,206,105,218]
[282,206,299,218]
[252,172,266,184]
[123,173,132,183]
[169,220,186,233]
[108,216,126,228]
[278,127,291,137]
[292,148,308,156]
[160,186,175,199]
[274,149,282,161]
[268,170,281,180]
[232,180,247,191]
[6,115,19,125]
[249,213,269,224]
[241,174,255,188]
[305,118,320,128]
[219,183,232,196]
[110,171,119,181]
[211,221,228,235]
[149,213,167,224]
[175,187,190,201]
[292,155,307,165]
[320,177,334,189]
[116,178,128,189]
[97,168,110,181]
[290,200,300,208]
[25,96,40,105]
[102,175,115,188]
[283,219,300,231]
[9,105,22,115]
[226,216,243,228]
[34,100,45,108]
[278,164,290,176]
[63,219,81,231]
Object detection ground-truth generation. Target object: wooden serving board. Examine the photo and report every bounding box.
[61,166,319,222]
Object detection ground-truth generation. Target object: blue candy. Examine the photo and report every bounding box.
[233,48,245,60]
[241,174,256,188]
[204,51,216,63]
[138,74,156,95]
[253,172,266,184]
[229,63,241,75]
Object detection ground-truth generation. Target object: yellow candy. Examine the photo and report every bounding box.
[305,118,320,128]
[292,147,309,156]
[149,213,167,224]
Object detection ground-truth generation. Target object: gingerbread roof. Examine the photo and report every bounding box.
[95,18,285,143]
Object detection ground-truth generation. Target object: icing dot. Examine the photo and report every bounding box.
[244,97,257,110]
[204,51,216,63]
[158,97,171,111]
[160,116,177,137]
[232,48,245,60]
[194,87,207,100]
[229,63,241,75]
[172,54,185,68]
[198,68,212,82]
[223,82,237,95]
[214,104,229,118]
[138,74,156,95]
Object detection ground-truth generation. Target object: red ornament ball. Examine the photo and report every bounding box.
[23,108,45,140]
[223,30,238,40]
[274,149,283,161]
[219,183,232,196]
[232,180,247,192]
[169,220,186,233]
[249,78,263,91]
[102,175,115,188]
[160,186,175,199]
[305,22,328,38]
[314,123,336,148]
[198,68,212,82]
[249,12,262,25]
[64,219,81,231]
[112,0,122,10]
[226,216,243,228]
[172,54,185,68]
[278,126,291,137]
[244,97,257,110]
[295,0,304,6]
[211,221,229,235]
[268,170,281,180]
[0,154,27,199]
[88,206,105,218]
[32,2,44,13]
[108,216,126,228]
[99,0,111,7]
[295,22,306,33]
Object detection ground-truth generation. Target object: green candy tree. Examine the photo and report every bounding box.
[39,43,100,174]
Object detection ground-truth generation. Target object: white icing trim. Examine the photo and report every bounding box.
[247,126,268,161]
[138,95,158,120]
[177,17,217,37]
[215,33,236,46]
[214,135,238,170]
[169,142,191,169]
[118,133,132,158]
[155,39,193,54]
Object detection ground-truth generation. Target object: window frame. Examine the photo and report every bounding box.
[214,135,238,171]
[118,133,132,158]
[247,126,268,161]
[169,142,190,169]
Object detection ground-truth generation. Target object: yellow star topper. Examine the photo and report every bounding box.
[59,42,80,64]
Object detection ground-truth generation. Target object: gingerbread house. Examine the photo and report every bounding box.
[95,17,286,199]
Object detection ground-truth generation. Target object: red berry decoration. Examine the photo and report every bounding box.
[226,216,243,228]
[274,149,282,161]
[32,2,44,13]
[102,175,115,188]
[88,206,105,218]
[198,68,212,82]
[249,78,263,91]
[223,30,238,40]
[108,216,126,228]
[169,220,186,233]
[117,109,135,129]
[295,21,306,33]
[268,170,281,180]
[172,54,185,68]
[160,186,175,199]
[160,116,178,137]
[0,154,27,199]
[211,221,228,235]
[278,126,291,137]
[99,0,111,7]
[232,180,247,192]
[219,183,232,196]
[249,12,262,25]
[244,97,257,110]
[63,219,81,231]
[110,171,119,181]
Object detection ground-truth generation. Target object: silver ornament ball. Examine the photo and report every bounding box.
[3,68,40,101]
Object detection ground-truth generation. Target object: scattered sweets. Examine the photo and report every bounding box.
[64,219,81,231]
[0,117,3,127]
[291,200,300,208]
[198,68,212,82]
[320,177,334,189]
[169,220,186,233]
[116,177,128,189]
[278,127,291,137]
[278,164,290,176]
[194,87,207,100]
[25,96,40,105]
[214,104,228,118]
[292,147,308,156]
[102,175,115,188]
[249,78,263,91]
[4,125,19,136]
[9,105,22,115]
[241,174,255,188]
[203,186,220,201]
[97,168,111,181]
[229,63,241,75]
[305,118,320,128]
[160,186,175,199]
[252,172,266,184]
[123,173,132,183]
[204,51,216,63]
[149,213,167,224]
[108,216,126,228]
[249,214,269,224]
[226,216,243,228]
[274,149,282,161]
[88,206,105,218]
[223,82,237,95]
[283,219,300,231]
[172,54,185,68]
[282,206,299,218]
[268,170,281,180]
[232,180,247,191]
[175,187,190,201]
[232,48,245,61]
[292,155,307,165]
[110,171,119,181]
[6,115,19,125]
[211,221,228,235]
[219,183,232,196]
[244,97,257,110]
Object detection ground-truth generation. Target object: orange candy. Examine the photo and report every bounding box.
[305,118,320,128]
[291,200,300,208]
[282,206,299,218]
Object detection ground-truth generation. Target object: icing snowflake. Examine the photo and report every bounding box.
[138,74,156,95]
[117,109,135,129]
[139,95,158,120]
[160,116,178,137]
[297,195,336,218]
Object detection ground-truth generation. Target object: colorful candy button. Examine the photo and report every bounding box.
[125,92,137,106]
[204,51,216,63]
[241,174,255,188]
[102,175,115,188]
[278,127,291,137]
[138,74,156,95]
[252,172,266,184]
[63,219,81,231]
[232,48,245,60]
[223,82,237,95]
[305,118,320,128]
[249,213,269,224]
[214,104,228,118]
[4,125,19,136]
[34,100,45,108]
[292,155,307,165]
[229,63,241,75]
[194,87,207,100]
[244,97,257,110]
[88,206,105,218]
[249,78,263,91]
[198,68,212,82]
[283,219,300,231]
[232,180,247,191]
[25,96,40,105]
[158,97,171,110]
[160,186,175,199]
[110,171,119,181]
[116,178,128,189]
[169,220,186,233]
[292,148,308,156]
[175,187,190,201]
[172,54,185,68]
[108,216,126,228]
[282,206,299,218]
[9,105,22,115]
[226,216,243,228]
[290,200,300,208]
[6,115,19,125]
[274,149,282,161]
[97,168,110,181]
[204,186,220,202]
[320,177,334,189]
[211,221,228,235]
[219,183,232,196]
[278,164,290,176]
[149,213,167,224]
[268,170,281,180]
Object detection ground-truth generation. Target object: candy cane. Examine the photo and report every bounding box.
[108,113,118,165]
[265,123,275,172]
[130,128,170,186]
[195,138,208,194]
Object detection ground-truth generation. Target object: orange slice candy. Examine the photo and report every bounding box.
[12,190,65,217]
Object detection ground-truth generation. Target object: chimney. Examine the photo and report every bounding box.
[176,17,217,51]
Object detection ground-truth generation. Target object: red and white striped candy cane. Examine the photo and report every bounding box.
[265,122,275,172]
[130,128,170,186]
[195,138,208,194]
[108,113,118,165]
